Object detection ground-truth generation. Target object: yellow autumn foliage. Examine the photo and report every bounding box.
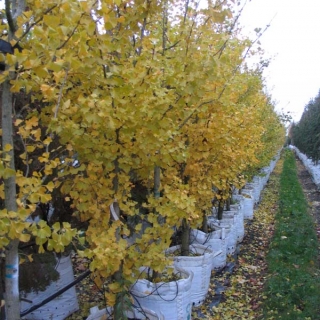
[0,0,285,309]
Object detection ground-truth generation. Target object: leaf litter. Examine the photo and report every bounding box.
[191,159,282,320]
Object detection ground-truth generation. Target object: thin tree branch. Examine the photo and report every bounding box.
[5,0,16,33]
[54,67,69,119]
[178,99,215,129]
[162,0,168,54]
[183,0,190,24]
[213,0,247,58]
[163,40,181,51]
[56,18,83,50]
[15,5,58,46]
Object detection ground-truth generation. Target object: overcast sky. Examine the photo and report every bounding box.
[238,0,320,122]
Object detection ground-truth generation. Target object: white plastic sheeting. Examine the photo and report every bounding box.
[291,146,320,188]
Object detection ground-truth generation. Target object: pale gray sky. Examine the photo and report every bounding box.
[239,0,320,122]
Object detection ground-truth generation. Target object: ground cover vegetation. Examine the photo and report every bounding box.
[262,150,320,319]
[0,0,285,318]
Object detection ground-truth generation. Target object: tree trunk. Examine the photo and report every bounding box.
[201,210,208,233]
[2,77,20,319]
[111,152,126,320]
[149,165,162,283]
[154,166,160,199]
[0,259,5,320]
[113,263,126,320]
[2,1,25,318]
[154,165,165,225]
[226,197,231,211]
[181,218,190,256]
[4,240,20,320]
[217,200,224,220]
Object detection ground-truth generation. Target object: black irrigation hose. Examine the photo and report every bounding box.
[130,267,186,303]
[20,270,91,317]
[131,277,180,303]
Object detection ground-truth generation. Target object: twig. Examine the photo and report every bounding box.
[15,5,58,46]
[56,17,83,51]
[53,67,69,119]
[178,99,214,129]
[5,0,16,33]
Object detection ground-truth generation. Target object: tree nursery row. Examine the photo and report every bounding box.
[0,0,285,319]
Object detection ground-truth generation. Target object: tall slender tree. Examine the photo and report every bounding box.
[1,1,26,318]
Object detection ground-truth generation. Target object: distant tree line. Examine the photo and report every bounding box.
[290,90,320,163]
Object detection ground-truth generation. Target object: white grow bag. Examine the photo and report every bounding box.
[190,228,226,270]
[130,267,193,320]
[21,255,79,320]
[223,209,244,243]
[208,217,237,255]
[252,176,264,195]
[232,195,244,214]
[86,305,164,320]
[245,182,261,204]
[240,189,254,220]
[166,244,215,307]
[291,146,320,188]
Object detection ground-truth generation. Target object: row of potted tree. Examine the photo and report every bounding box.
[87,151,281,319]
[0,0,285,319]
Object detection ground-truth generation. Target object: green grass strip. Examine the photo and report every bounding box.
[263,149,320,319]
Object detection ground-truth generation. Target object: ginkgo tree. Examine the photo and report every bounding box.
[0,0,285,319]
[1,0,193,317]
[154,4,285,248]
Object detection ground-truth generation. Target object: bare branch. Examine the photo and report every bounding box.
[183,0,190,24]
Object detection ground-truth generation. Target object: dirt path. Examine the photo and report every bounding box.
[295,155,320,267]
